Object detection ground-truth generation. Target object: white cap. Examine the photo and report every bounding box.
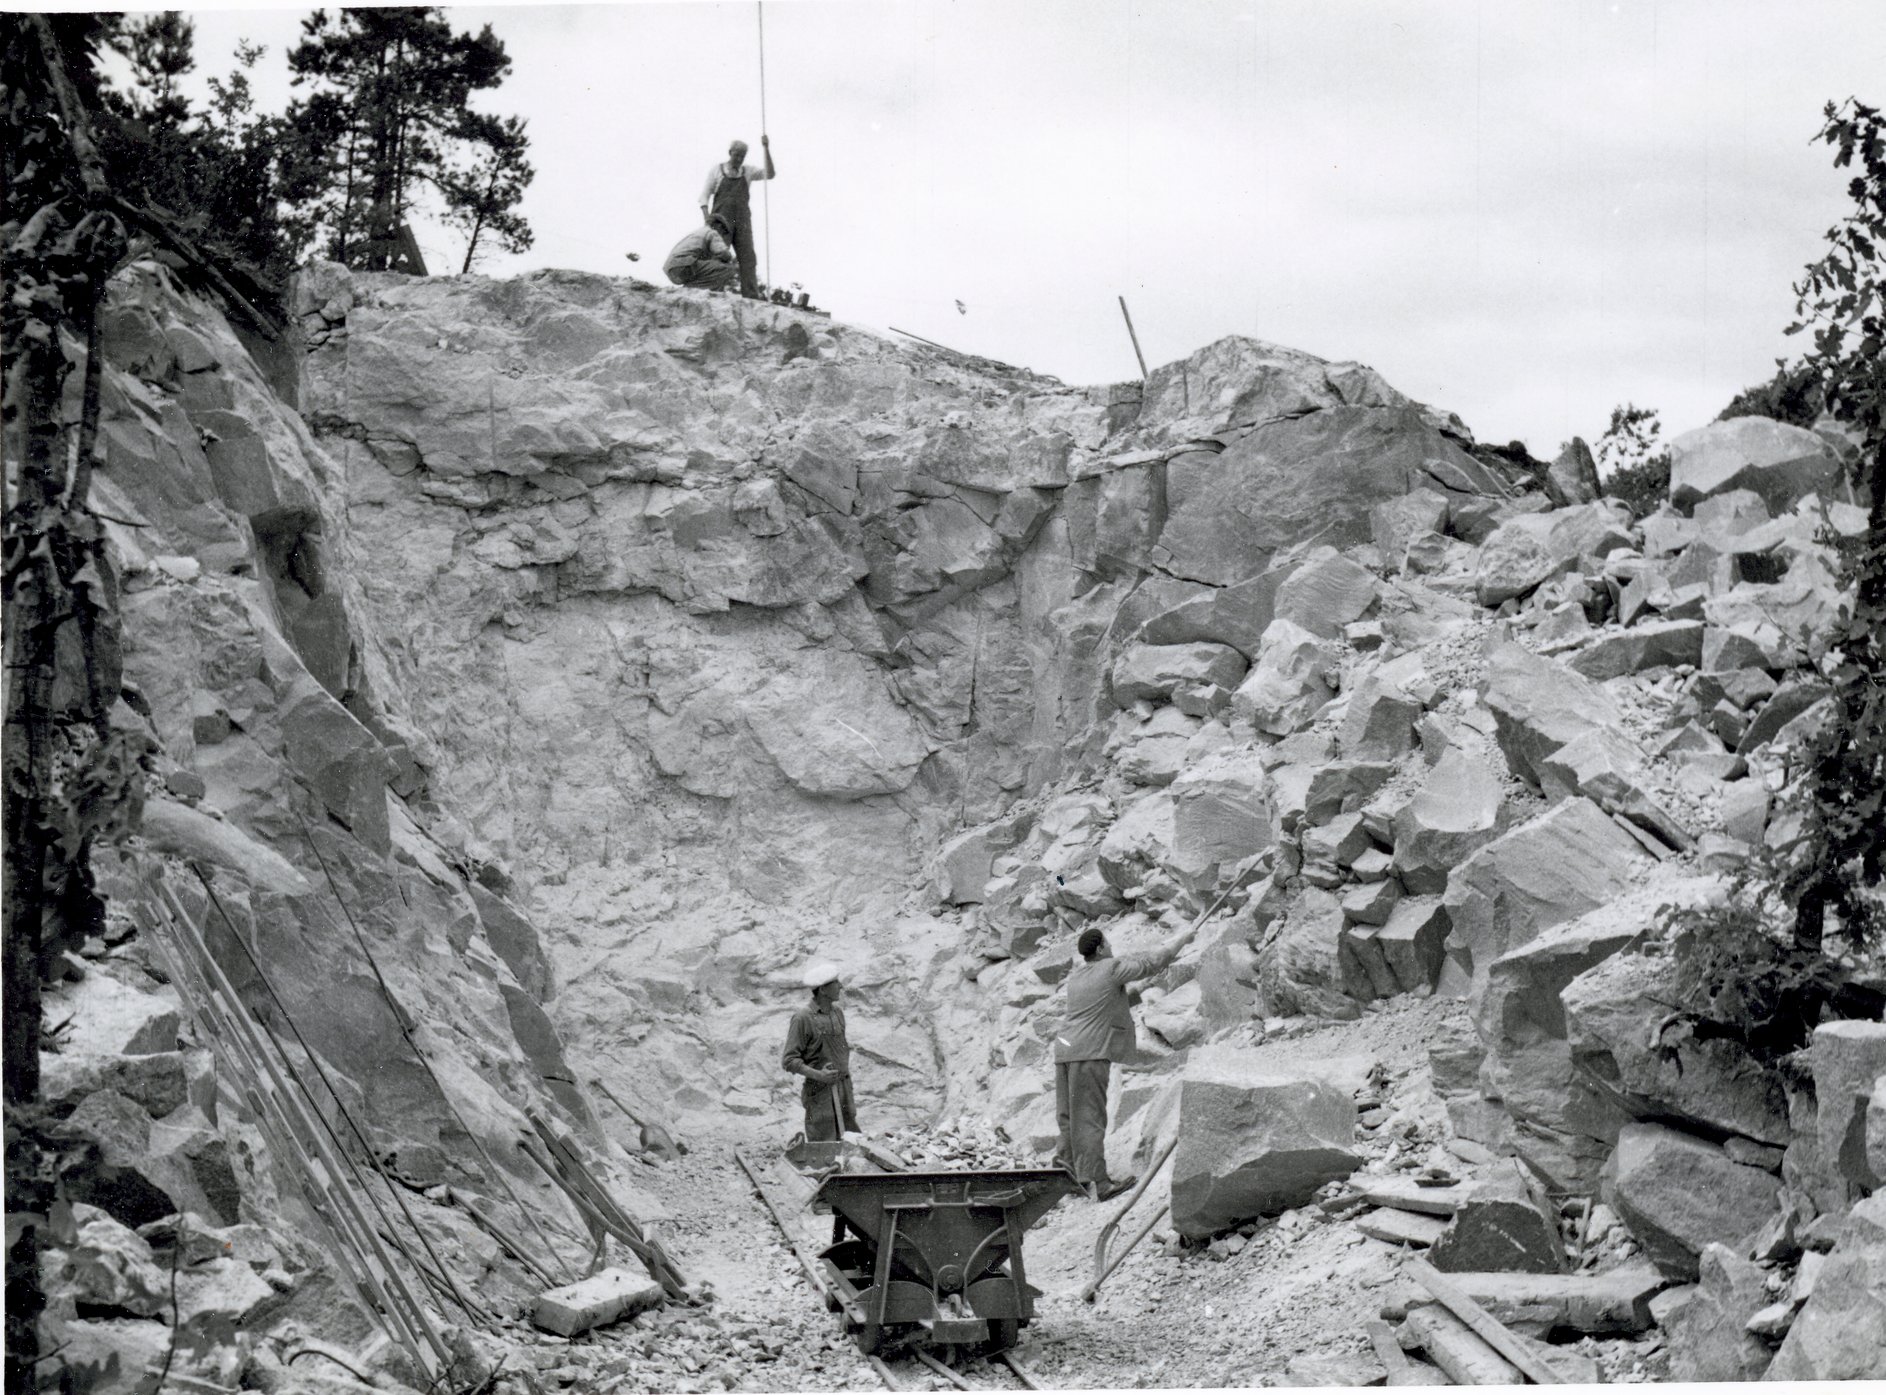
[802,960,842,989]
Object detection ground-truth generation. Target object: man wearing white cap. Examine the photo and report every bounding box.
[782,961,857,1140]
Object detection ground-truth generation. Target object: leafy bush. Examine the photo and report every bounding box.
[1718,360,1826,428]
[1593,403,1671,516]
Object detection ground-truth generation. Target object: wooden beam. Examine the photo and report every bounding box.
[1400,1305,1523,1386]
[1367,1319,1448,1387]
[1407,1259,1571,1384]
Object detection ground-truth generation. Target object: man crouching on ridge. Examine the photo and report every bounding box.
[782,961,858,1141]
[1052,920,1199,1201]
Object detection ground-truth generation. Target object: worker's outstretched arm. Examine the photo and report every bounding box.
[1116,922,1202,983]
[761,133,775,179]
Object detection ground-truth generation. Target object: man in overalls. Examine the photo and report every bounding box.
[698,136,775,299]
[781,961,857,1140]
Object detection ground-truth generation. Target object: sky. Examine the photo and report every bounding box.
[137,0,1886,455]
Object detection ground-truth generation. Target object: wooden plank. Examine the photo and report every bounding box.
[531,1265,664,1337]
[1400,1305,1523,1386]
[1355,1208,1448,1248]
[1359,1176,1472,1217]
[1366,1318,1448,1386]
[1408,1259,1570,1384]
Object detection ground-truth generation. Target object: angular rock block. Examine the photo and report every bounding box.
[1810,1021,1886,1197]
[1545,438,1603,507]
[1106,705,1202,787]
[1667,1242,1774,1381]
[1393,749,1507,895]
[1475,503,1633,605]
[1536,727,1693,850]
[1111,640,1249,709]
[1565,619,1705,681]
[1260,889,1360,1020]
[1170,1048,1360,1237]
[1168,750,1273,891]
[1482,641,1624,787]
[1231,619,1332,736]
[1371,488,1450,563]
[1440,798,1645,985]
[1428,1159,1564,1274]
[1668,416,1843,514]
[1766,1192,1886,1381]
[1338,676,1422,762]
[532,1265,665,1337]
[1601,1122,1781,1279]
[1274,547,1379,639]
[1564,943,1790,1146]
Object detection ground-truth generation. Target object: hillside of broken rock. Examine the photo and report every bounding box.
[29,257,1886,1391]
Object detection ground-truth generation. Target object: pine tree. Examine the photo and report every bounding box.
[440,112,535,272]
[279,7,533,271]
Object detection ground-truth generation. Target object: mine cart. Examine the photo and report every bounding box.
[812,1168,1078,1356]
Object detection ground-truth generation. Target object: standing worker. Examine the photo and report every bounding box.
[782,961,857,1141]
[1052,921,1200,1201]
[699,136,775,300]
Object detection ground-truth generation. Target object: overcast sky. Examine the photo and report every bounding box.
[165,0,1884,456]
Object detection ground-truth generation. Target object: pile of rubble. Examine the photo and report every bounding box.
[937,412,1884,1381]
[875,1117,1038,1172]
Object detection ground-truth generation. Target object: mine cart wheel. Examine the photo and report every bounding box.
[986,1319,1020,1354]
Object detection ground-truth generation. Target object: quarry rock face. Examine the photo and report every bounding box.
[65,251,1883,1384]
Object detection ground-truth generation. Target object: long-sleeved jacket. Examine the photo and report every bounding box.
[782,1003,851,1081]
[1053,944,1184,1064]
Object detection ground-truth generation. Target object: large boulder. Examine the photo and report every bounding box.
[1472,888,1704,1187]
[1441,798,1647,987]
[1259,889,1357,1019]
[1544,437,1602,507]
[1482,641,1625,787]
[1105,706,1204,786]
[1230,619,1333,737]
[1111,641,1249,712]
[1563,942,1790,1146]
[1167,750,1274,892]
[1766,1191,1886,1380]
[1668,1242,1776,1381]
[1564,619,1705,681]
[1152,397,1511,586]
[1371,488,1450,562]
[1392,748,1508,895]
[1336,676,1422,762]
[1667,416,1844,514]
[1475,504,1634,605]
[1601,1123,1781,1279]
[1535,727,1693,850]
[1169,1046,1360,1237]
[1810,1021,1886,1197]
[1273,548,1379,639]
[1136,570,1286,658]
[1428,1158,1565,1274]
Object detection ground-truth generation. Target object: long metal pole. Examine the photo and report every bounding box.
[758,1,771,291]
[1118,295,1149,380]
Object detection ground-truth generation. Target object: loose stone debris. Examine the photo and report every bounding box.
[24,256,1884,1390]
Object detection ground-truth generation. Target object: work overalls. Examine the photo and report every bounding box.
[709,164,761,299]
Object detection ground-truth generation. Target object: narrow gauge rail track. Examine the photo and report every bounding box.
[733,1149,1049,1391]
